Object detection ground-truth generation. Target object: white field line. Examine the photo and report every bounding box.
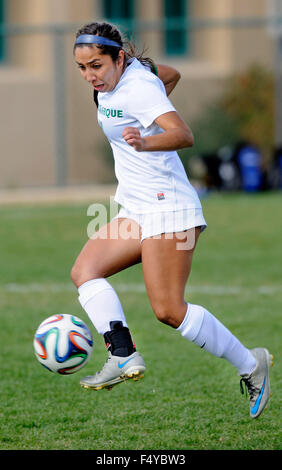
[1,282,281,296]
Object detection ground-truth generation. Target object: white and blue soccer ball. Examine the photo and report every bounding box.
[33,314,93,375]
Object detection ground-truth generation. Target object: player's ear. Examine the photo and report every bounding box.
[117,49,125,67]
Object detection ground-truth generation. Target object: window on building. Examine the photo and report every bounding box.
[0,0,5,62]
[164,0,188,56]
[103,0,135,39]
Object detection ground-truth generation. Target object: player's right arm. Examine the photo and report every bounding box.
[156,64,181,96]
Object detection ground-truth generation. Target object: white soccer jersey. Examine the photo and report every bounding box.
[97,58,202,213]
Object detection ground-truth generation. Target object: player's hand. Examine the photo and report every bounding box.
[122,127,145,152]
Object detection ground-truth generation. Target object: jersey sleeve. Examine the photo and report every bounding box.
[127,75,176,128]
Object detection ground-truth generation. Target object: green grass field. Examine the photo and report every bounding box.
[0,192,281,450]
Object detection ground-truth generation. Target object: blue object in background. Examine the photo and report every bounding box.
[237,145,263,192]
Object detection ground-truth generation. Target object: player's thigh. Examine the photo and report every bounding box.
[71,217,142,287]
[141,227,201,326]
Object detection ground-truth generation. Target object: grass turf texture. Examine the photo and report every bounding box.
[0,192,281,450]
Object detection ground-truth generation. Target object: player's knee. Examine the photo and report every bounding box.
[152,302,182,329]
[70,262,83,288]
[70,261,97,288]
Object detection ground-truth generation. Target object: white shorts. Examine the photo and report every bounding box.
[113,207,207,242]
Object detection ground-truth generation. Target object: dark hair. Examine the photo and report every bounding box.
[74,22,123,63]
[74,22,157,106]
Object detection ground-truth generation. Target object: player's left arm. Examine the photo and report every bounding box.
[122,111,194,152]
[156,64,181,96]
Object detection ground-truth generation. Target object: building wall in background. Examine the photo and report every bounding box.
[0,0,275,187]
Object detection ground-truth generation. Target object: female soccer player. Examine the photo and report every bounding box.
[71,21,273,418]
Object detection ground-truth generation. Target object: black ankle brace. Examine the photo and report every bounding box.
[104,321,136,357]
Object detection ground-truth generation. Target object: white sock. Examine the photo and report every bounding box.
[78,278,128,335]
[177,303,256,375]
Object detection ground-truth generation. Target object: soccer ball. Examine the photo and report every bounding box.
[33,314,93,375]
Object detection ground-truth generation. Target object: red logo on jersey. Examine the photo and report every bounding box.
[157,192,165,200]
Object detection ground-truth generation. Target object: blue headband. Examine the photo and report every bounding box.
[75,34,121,48]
